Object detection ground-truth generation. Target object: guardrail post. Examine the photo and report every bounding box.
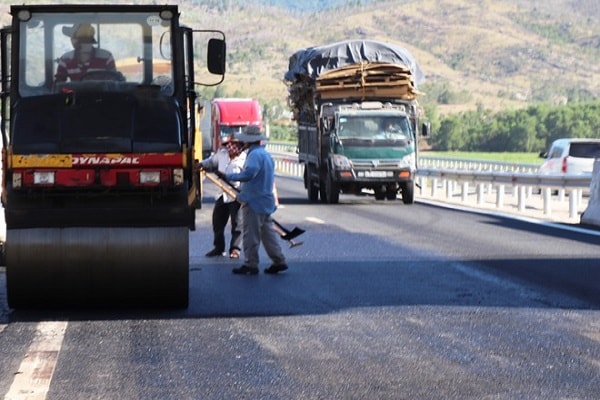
[518,186,526,212]
[496,185,505,209]
[446,180,453,199]
[477,183,484,205]
[543,188,552,215]
[569,189,579,219]
[417,177,425,195]
[431,178,438,197]
[461,182,469,202]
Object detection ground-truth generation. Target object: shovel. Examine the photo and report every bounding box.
[203,171,305,248]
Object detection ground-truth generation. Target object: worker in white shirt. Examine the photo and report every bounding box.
[199,134,246,258]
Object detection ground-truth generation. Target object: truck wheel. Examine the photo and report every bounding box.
[374,187,386,200]
[305,165,319,202]
[401,181,415,204]
[319,184,328,203]
[324,172,340,204]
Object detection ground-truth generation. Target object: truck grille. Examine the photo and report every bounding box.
[352,160,401,169]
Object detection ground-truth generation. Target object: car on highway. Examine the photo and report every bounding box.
[539,138,600,175]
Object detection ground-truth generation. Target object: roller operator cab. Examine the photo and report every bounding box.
[0,4,226,308]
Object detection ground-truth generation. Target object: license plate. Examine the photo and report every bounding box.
[362,171,389,178]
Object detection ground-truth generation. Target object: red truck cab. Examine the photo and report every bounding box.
[210,98,262,152]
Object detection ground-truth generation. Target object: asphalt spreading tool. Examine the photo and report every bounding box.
[203,171,305,248]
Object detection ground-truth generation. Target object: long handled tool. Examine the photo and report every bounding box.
[203,171,305,248]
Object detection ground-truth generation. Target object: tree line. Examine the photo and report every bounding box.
[426,101,600,153]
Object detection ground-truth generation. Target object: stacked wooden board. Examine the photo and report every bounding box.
[316,62,418,100]
[284,40,423,122]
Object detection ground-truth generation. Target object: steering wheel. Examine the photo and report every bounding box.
[79,70,125,82]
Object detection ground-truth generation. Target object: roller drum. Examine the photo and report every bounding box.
[5,227,189,308]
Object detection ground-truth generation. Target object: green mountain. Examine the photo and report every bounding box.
[184,0,600,116]
[1,0,598,117]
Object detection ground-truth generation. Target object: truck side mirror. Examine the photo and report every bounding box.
[207,38,226,75]
[421,122,431,137]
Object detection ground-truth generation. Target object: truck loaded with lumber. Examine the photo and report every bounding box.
[284,39,429,204]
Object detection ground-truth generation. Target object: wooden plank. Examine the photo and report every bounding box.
[316,62,416,95]
[319,86,417,100]
[317,79,413,91]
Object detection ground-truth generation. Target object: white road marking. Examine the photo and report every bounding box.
[305,217,325,224]
[4,320,68,400]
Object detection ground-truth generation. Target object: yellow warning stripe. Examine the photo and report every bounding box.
[11,154,73,168]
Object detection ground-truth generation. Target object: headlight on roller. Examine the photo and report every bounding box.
[33,171,55,185]
[173,168,184,185]
[12,172,22,188]
[140,171,161,184]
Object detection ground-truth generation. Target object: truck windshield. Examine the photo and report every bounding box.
[338,116,412,140]
[220,126,248,137]
[19,11,174,97]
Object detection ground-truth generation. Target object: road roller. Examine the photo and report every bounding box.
[0,4,226,308]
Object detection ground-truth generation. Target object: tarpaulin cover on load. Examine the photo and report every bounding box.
[284,39,425,87]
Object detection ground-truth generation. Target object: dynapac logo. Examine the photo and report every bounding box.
[73,156,141,165]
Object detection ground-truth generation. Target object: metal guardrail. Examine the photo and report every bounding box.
[419,157,540,174]
[267,142,541,173]
[266,143,592,220]
[416,168,590,219]
[267,142,297,154]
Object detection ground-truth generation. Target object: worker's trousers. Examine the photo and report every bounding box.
[241,204,286,268]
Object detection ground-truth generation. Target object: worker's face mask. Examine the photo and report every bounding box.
[78,43,94,53]
[227,142,243,158]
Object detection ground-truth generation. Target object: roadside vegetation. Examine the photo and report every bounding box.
[269,101,600,159]
[426,101,600,153]
[421,151,542,165]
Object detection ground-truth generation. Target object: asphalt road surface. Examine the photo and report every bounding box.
[0,176,598,399]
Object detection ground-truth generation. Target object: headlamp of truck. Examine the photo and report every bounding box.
[33,171,55,185]
[332,154,352,169]
[140,171,161,184]
[173,169,184,185]
[400,153,416,169]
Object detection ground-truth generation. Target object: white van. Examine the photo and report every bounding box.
[539,138,600,174]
